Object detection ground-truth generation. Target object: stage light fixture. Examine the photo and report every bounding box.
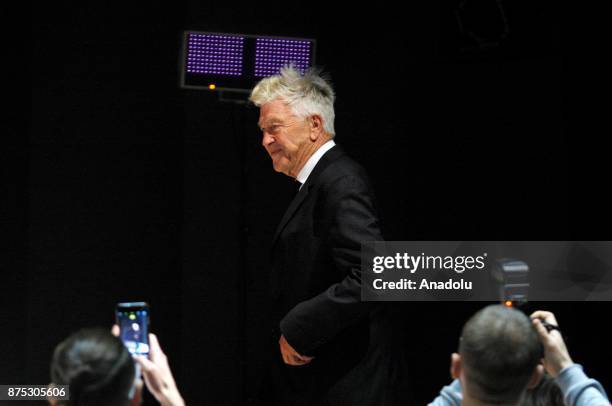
[180,31,316,93]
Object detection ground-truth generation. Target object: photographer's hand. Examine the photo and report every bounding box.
[530,310,574,377]
[112,325,183,405]
[134,334,185,406]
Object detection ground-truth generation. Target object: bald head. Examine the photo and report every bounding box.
[459,305,542,404]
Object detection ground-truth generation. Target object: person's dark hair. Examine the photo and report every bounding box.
[522,373,564,406]
[50,328,135,406]
[459,305,541,404]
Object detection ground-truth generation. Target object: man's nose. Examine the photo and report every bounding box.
[262,132,274,147]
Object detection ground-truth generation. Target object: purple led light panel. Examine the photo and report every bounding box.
[187,34,244,76]
[255,38,312,77]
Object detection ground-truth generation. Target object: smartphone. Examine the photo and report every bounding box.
[115,302,150,356]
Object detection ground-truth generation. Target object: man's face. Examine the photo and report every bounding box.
[258,99,311,178]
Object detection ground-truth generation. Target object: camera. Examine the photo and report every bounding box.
[491,259,529,306]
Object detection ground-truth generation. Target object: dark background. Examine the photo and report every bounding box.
[7,0,609,404]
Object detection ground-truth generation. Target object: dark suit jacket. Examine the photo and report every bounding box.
[265,145,384,405]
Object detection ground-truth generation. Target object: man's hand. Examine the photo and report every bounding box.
[530,310,574,378]
[279,334,314,366]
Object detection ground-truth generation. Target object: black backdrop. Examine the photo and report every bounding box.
[12,1,610,405]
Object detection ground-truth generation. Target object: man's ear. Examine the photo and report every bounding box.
[308,115,324,140]
[450,352,462,380]
[526,364,544,389]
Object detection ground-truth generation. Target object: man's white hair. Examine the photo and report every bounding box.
[249,65,336,137]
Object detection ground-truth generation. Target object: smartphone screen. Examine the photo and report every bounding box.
[116,302,150,356]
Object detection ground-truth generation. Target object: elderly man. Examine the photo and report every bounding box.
[250,66,383,405]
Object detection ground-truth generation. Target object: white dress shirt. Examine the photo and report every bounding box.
[296,140,336,189]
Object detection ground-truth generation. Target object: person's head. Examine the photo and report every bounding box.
[450,305,543,405]
[50,328,139,406]
[250,65,335,178]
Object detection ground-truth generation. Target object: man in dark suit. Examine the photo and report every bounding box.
[250,66,385,405]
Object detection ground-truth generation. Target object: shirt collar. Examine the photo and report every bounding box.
[296,139,336,188]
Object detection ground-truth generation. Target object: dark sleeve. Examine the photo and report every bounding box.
[280,174,383,355]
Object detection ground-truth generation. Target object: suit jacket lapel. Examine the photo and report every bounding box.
[271,182,311,247]
[271,145,344,248]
